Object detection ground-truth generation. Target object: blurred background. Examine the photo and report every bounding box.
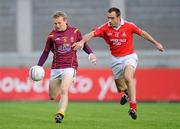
[0,0,180,67]
[0,0,180,101]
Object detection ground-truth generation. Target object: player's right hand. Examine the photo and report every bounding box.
[72,40,84,50]
[89,53,97,65]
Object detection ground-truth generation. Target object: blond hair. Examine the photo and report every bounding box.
[52,11,67,19]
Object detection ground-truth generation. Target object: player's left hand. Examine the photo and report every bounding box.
[156,43,165,52]
[89,53,97,65]
[72,40,84,50]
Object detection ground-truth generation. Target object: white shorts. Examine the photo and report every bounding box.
[50,68,76,80]
[111,53,138,79]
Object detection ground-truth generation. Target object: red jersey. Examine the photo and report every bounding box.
[38,25,93,69]
[94,19,142,57]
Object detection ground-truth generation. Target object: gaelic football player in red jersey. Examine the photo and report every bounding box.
[37,11,96,123]
[73,7,164,120]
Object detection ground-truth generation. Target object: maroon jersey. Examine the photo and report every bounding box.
[38,25,93,69]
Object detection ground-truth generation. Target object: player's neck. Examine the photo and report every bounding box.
[113,23,120,28]
[113,19,121,28]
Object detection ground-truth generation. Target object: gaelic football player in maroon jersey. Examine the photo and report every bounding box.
[73,7,164,120]
[37,11,96,123]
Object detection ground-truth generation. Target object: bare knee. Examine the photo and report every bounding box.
[117,85,126,92]
[124,65,136,85]
[115,79,127,92]
[124,76,136,86]
[60,87,68,97]
[49,87,58,100]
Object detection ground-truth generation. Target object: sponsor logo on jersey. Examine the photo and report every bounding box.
[110,39,122,45]
[120,39,127,42]
[110,38,127,45]
[58,43,71,53]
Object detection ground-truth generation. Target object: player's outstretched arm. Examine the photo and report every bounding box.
[83,31,95,43]
[140,30,165,52]
[73,31,94,50]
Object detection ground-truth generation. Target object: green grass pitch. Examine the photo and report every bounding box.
[0,101,179,129]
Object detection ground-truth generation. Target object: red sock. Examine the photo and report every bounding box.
[130,101,137,111]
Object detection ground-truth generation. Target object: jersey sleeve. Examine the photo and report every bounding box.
[75,29,82,41]
[37,36,53,66]
[93,24,106,37]
[130,22,143,35]
[83,43,93,54]
[74,28,93,54]
[43,36,53,53]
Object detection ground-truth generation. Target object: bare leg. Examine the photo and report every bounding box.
[115,76,129,105]
[58,75,74,114]
[124,65,136,103]
[124,64,137,119]
[49,79,61,100]
[54,75,74,123]
[114,75,128,92]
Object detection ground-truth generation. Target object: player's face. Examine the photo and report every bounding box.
[53,16,67,31]
[107,12,120,28]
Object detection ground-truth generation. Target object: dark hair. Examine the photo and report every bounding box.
[108,7,121,17]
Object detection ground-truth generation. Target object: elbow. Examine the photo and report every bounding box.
[141,30,147,39]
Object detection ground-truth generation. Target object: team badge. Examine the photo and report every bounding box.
[122,32,126,37]
[70,37,74,42]
[62,37,67,42]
